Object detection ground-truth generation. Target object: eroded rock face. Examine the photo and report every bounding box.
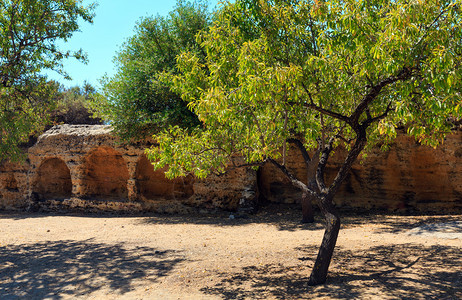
[0,161,28,210]
[259,131,462,212]
[1,125,460,213]
[0,125,257,213]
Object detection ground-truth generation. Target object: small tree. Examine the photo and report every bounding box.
[148,0,462,285]
[0,0,96,161]
[50,81,103,125]
[91,0,213,141]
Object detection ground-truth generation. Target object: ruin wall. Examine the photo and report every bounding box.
[0,125,461,213]
[0,125,256,213]
[260,130,462,212]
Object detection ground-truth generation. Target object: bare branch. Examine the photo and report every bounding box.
[328,127,367,197]
[362,102,394,127]
[350,67,413,127]
[287,138,311,162]
[268,158,318,198]
[300,102,351,124]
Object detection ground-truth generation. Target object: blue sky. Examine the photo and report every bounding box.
[46,0,219,88]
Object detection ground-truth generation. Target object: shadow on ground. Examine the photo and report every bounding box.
[0,203,326,231]
[138,204,462,233]
[369,216,462,234]
[0,240,185,299]
[201,243,462,300]
[139,204,327,231]
[1,204,460,233]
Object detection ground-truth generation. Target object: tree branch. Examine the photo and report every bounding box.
[350,67,413,126]
[287,138,311,162]
[415,2,453,48]
[248,109,267,148]
[327,127,367,198]
[298,82,351,124]
[316,136,335,194]
[362,101,393,127]
[268,158,317,198]
[302,102,351,124]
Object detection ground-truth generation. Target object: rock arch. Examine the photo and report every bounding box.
[135,155,194,201]
[32,158,72,200]
[82,146,129,200]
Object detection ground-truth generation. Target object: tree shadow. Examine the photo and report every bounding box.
[370,216,462,234]
[0,240,185,299]
[200,244,462,299]
[137,204,327,232]
[137,204,462,234]
[1,204,460,233]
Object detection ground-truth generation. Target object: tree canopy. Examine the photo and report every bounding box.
[148,0,462,285]
[0,0,96,161]
[50,81,102,126]
[91,0,213,141]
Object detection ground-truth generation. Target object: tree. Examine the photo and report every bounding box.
[147,0,462,285]
[50,81,103,125]
[90,0,213,141]
[0,0,96,161]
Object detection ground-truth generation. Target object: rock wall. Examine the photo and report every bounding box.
[259,131,462,212]
[1,125,461,213]
[0,161,29,210]
[0,125,256,213]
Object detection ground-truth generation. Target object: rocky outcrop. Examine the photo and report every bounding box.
[0,125,257,213]
[259,131,462,212]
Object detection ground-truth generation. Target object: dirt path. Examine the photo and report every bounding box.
[0,205,461,299]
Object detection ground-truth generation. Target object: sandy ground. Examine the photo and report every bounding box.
[0,204,461,300]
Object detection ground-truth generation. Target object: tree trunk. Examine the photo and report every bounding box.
[308,198,341,285]
[301,192,314,223]
[301,178,319,223]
